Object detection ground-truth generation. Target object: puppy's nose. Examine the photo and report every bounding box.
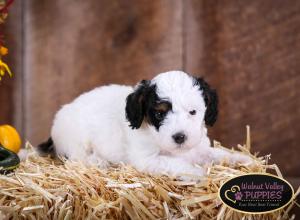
[172,132,186,144]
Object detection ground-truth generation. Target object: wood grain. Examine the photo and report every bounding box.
[0,71,13,124]
[184,0,300,176]
[23,0,183,145]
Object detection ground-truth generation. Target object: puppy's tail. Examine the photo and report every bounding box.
[37,137,56,157]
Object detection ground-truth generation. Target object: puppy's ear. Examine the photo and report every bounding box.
[194,77,218,126]
[125,80,150,129]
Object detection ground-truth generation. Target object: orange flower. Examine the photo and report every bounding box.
[0,46,8,56]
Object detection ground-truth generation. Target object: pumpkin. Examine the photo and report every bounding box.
[0,125,21,153]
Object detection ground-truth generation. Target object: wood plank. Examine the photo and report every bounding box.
[0,70,13,124]
[23,0,183,145]
[184,0,300,176]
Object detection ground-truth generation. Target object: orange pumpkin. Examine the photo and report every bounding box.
[0,125,21,153]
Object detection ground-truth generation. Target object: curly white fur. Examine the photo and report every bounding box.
[49,71,252,177]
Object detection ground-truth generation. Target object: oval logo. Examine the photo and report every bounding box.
[219,173,294,214]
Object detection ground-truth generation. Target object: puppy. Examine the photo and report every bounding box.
[38,71,252,177]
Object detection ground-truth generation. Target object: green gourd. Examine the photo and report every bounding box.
[0,145,20,174]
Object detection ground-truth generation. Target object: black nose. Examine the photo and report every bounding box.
[172,132,186,144]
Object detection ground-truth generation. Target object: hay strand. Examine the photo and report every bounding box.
[0,137,298,219]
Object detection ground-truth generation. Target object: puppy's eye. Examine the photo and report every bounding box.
[154,111,165,120]
[189,110,196,115]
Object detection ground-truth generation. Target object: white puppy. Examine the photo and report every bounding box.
[38,71,251,177]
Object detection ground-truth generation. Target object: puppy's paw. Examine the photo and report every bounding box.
[230,153,255,165]
[87,154,110,168]
[177,167,206,181]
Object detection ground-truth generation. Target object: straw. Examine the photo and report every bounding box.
[0,130,298,219]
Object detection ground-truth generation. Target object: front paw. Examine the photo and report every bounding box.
[177,167,206,181]
[230,153,255,165]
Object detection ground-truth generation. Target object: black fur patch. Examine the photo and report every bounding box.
[147,101,172,130]
[193,77,218,126]
[37,137,56,157]
[125,80,152,129]
[125,80,172,130]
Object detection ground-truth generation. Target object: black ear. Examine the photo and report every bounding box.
[194,77,218,126]
[125,80,150,129]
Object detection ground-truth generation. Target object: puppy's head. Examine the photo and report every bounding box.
[125,71,218,154]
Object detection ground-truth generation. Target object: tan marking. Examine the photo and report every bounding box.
[154,103,170,112]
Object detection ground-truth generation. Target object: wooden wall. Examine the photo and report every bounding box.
[1,0,299,207]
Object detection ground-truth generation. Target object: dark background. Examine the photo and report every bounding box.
[0,0,299,214]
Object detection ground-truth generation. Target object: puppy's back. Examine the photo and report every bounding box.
[43,85,133,161]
